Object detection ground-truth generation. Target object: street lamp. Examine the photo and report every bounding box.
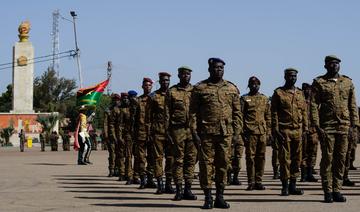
[69,11,83,88]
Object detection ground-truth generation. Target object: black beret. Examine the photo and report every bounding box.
[325,55,341,63]
[284,68,298,74]
[208,57,225,66]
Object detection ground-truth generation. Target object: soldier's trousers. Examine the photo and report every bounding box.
[135,139,147,176]
[271,137,280,172]
[153,134,173,179]
[244,134,266,184]
[132,142,140,179]
[279,128,302,180]
[170,126,197,185]
[106,139,116,170]
[320,132,348,193]
[231,135,244,173]
[116,139,126,176]
[41,140,45,151]
[199,134,232,190]
[302,132,318,168]
[344,133,356,179]
[124,134,133,178]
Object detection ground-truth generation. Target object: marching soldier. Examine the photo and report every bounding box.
[168,66,197,201]
[151,72,174,194]
[61,129,71,151]
[190,58,242,209]
[311,55,359,203]
[50,131,59,151]
[241,76,271,190]
[40,131,46,152]
[19,129,25,152]
[134,78,157,189]
[128,90,140,184]
[271,68,307,196]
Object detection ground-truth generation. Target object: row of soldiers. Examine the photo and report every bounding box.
[102,55,358,209]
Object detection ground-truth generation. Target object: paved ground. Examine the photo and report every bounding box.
[0,146,359,212]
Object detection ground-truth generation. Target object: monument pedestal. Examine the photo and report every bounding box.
[11,41,34,113]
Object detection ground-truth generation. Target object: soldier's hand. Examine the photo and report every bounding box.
[315,126,326,141]
[274,130,285,144]
[352,127,358,143]
[192,131,201,150]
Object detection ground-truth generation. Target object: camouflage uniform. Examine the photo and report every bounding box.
[119,106,134,181]
[61,132,71,151]
[50,132,59,151]
[241,93,271,186]
[270,136,280,178]
[271,87,308,181]
[129,98,140,181]
[189,79,242,190]
[103,109,116,175]
[311,74,359,194]
[134,93,156,187]
[168,84,197,186]
[151,89,173,181]
[109,106,125,177]
[40,133,45,152]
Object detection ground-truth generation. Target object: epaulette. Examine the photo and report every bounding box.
[342,75,352,80]
[225,80,240,93]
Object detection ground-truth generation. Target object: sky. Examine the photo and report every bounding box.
[1,0,360,100]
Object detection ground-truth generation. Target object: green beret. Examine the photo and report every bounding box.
[325,55,341,63]
[284,68,298,74]
[178,66,192,72]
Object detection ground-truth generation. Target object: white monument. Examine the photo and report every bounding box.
[11,21,34,113]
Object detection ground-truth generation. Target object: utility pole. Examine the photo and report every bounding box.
[51,9,60,76]
[70,11,83,88]
[107,61,112,95]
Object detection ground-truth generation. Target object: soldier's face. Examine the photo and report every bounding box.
[209,62,224,80]
[248,80,260,93]
[159,76,170,90]
[178,70,191,84]
[142,82,152,94]
[325,60,340,75]
[122,96,130,106]
[284,72,297,86]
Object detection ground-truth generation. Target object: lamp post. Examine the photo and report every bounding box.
[70,11,83,88]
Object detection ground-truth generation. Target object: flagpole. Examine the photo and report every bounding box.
[70,11,83,88]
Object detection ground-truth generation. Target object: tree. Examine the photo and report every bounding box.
[0,84,12,112]
[0,123,15,146]
[34,68,77,113]
[36,113,59,144]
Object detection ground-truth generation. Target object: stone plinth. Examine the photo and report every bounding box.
[11,42,34,113]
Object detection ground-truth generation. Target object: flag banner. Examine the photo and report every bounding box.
[76,79,109,107]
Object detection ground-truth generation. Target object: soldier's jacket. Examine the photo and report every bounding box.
[167,84,193,126]
[241,93,271,135]
[129,98,139,137]
[189,79,242,136]
[108,106,121,141]
[103,109,111,139]
[311,75,359,132]
[271,87,308,131]
[134,94,152,140]
[304,97,317,134]
[118,107,133,137]
[151,89,169,135]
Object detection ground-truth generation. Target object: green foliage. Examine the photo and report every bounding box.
[33,67,77,113]
[36,113,59,143]
[93,94,111,129]
[0,123,15,146]
[0,84,12,112]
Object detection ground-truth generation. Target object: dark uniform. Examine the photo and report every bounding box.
[62,130,71,151]
[104,107,116,176]
[311,55,359,202]
[50,131,59,151]
[19,130,25,152]
[190,58,241,209]
[40,132,45,152]
[109,101,124,178]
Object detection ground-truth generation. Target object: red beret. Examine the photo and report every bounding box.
[143,77,153,84]
[158,72,171,77]
[111,93,121,100]
[121,92,129,98]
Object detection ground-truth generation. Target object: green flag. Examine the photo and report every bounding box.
[76,79,109,108]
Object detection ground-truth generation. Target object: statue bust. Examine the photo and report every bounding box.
[18,21,31,42]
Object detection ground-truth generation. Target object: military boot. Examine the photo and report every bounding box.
[289,179,304,195]
[306,167,318,182]
[107,169,114,177]
[343,178,355,186]
[230,171,241,185]
[145,173,157,188]
[227,170,232,185]
[273,166,280,179]
[173,183,183,201]
[113,169,119,177]
[118,175,125,181]
[155,178,164,194]
[201,189,213,209]
[280,179,289,196]
[332,192,346,202]
[324,192,333,203]
[300,166,307,182]
[138,175,146,189]
[125,177,133,185]
[349,162,357,170]
[165,178,175,194]
[183,182,197,200]
[214,183,230,209]
[133,177,140,184]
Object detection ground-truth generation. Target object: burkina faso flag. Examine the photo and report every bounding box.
[76,79,109,108]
